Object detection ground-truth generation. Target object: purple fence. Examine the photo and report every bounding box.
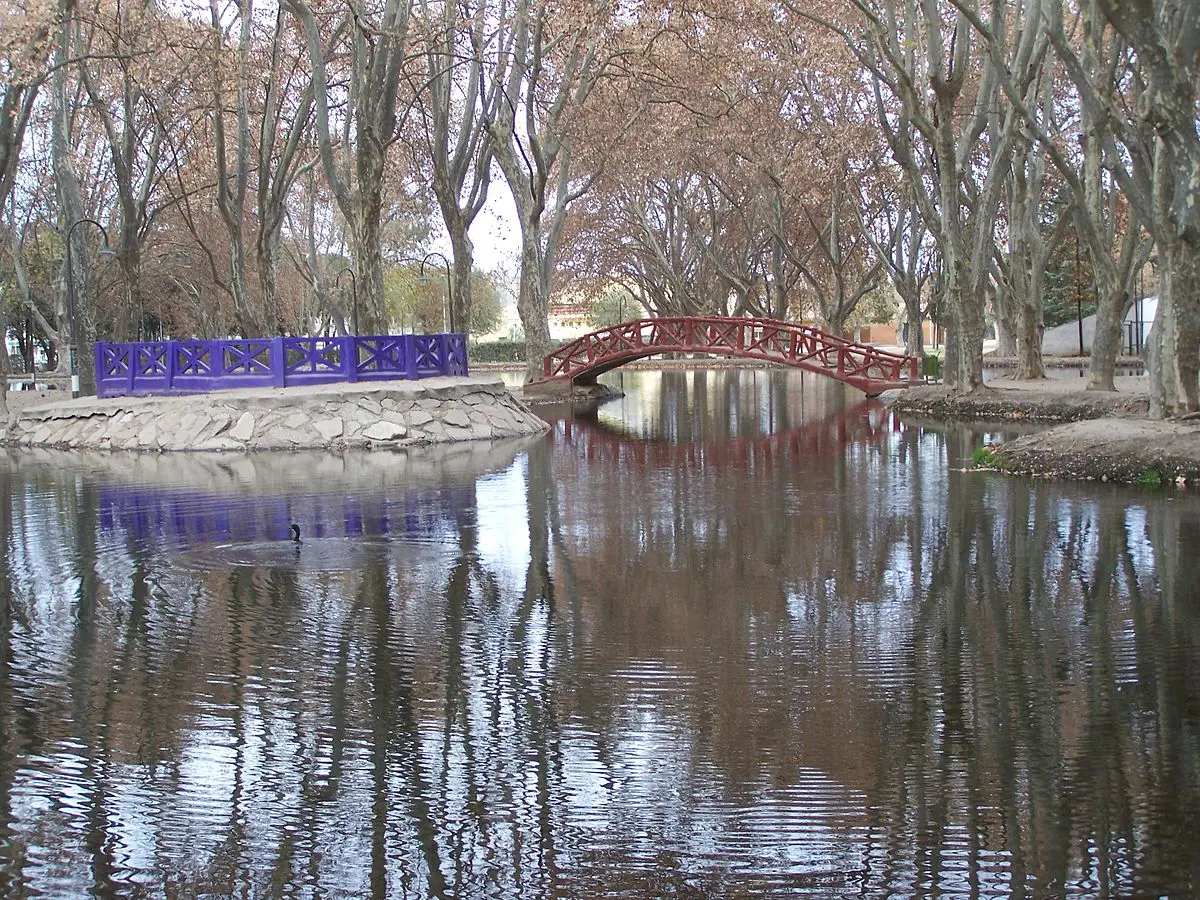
[94,334,468,399]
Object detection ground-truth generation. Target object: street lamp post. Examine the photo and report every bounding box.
[401,252,455,333]
[65,218,112,399]
[336,267,358,335]
[423,252,453,333]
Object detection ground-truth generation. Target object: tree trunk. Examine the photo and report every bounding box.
[447,220,474,335]
[52,14,86,374]
[943,274,986,392]
[0,307,8,418]
[1146,235,1200,416]
[994,314,1018,358]
[116,224,141,343]
[902,289,925,358]
[257,228,282,333]
[1015,298,1046,379]
[351,192,386,333]
[229,237,254,335]
[1008,226,1046,380]
[1087,278,1127,392]
[517,226,552,382]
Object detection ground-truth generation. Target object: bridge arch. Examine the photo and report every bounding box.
[533,317,919,395]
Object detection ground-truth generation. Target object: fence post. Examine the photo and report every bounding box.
[94,342,107,398]
[128,343,137,394]
[344,335,358,383]
[404,335,418,380]
[272,336,286,388]
[164,340,177,392]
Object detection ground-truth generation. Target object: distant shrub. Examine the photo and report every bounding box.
[468,339,569,364]
[469,340,526,363]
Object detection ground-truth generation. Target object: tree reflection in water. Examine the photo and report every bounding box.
[0,370,1197,897]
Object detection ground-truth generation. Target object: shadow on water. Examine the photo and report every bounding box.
[0,369,1198,896]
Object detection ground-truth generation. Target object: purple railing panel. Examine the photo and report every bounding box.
[355,335,412,382]
[95,333,468,398]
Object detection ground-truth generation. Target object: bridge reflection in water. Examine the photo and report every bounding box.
[554,398,897,471]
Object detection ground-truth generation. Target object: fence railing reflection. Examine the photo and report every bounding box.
[99,484,473,547]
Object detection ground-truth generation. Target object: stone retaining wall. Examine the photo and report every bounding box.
[3,376,548,451]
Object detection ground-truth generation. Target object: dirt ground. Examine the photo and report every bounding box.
[891,374,1200,485]
[3,388,68,417]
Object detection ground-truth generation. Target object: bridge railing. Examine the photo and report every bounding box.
[541,316,920,389]
[95,333,468,398]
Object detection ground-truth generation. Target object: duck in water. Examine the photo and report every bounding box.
[290,523,302,544]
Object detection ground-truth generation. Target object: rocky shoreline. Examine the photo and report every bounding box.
[2,376,549,452]
[890,377,1200,485]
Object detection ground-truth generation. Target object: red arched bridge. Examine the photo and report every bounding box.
[534,316,919,395]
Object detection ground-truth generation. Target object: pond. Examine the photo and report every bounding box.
[1,369,1197,897]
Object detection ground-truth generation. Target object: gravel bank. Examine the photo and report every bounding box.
[890,375,1200,485]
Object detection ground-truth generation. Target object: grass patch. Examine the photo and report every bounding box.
[1133,467,1167,486]
[971,446,999,469]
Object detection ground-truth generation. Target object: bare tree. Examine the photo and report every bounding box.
[415,0,493,336]
[77,0,192,341]
[956,0,1151,391]
[858,178,935,358]
[483,0,629,380]
[1094,0,1199,415]
[798,0,1047,393]
[207,0,257,333]
[282,0,415,331]
[0,0,55,215]
[254,8,315,331]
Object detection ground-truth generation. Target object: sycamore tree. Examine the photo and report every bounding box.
[413,0,495,337]
[796,0,1049,394]
[1094,0,1200,415]
[481,0,645,380]
[282,0,418,331]
[1,0,60,412]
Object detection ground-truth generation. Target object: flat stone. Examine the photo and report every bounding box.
[284,412,310,430]
[420,421,446,440]
[356,397,383,414]
[206,413,232,437]
[262,427,308,446]
[229,411,255,442]
[443,409,471,428]
[363,421,407,442]
[313,418,344,440]
[197,436,244,451]
[407,410,434,427]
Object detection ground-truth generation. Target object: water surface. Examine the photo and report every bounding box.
[1,369,1197,897]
